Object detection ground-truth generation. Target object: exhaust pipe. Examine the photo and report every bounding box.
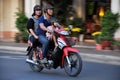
[26,58,39,65]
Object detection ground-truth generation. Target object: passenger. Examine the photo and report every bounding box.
[46,18,60,47]
[27,5,42,62]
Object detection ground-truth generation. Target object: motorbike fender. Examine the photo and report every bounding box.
[61,46,79,68]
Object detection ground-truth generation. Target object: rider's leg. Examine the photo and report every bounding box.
[30,36,37,62]
[32,50,36,61]
[38,35,49,63]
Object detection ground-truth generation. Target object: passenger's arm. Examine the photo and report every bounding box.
[40,23,48,31]
[29,29,38,39]
[27,19,38,39]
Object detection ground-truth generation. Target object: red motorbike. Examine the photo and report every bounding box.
[26,28,82,77]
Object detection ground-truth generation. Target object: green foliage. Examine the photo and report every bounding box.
[52,0,73,25]
[45,0,86,35]
[95,35,101,44]
[15,11,28,32]
[113,40,120,46]
[15,10,28,42]
[92,31,101,44]
[100,10,120,42]
[21,31,29,42]
[66,17,86,34]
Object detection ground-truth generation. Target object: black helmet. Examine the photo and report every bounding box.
[32,5,41,16]
[34,5,41,11]
[44,4,54,12]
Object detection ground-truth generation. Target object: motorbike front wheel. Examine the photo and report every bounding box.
[28,50,43,72]
[64,52,82,77]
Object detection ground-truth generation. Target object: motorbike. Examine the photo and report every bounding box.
[26,28,82,77]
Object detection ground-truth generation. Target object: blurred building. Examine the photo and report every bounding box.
[0,0,120,41]
[0,0,40,41]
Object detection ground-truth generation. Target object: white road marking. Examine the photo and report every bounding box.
[0,46,26,51]
[0,55,26,60]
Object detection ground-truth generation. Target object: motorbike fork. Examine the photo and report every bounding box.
[66,56,71,67]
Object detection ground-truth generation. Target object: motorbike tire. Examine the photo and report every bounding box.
[64,52,82,77]
[28,50,43,72]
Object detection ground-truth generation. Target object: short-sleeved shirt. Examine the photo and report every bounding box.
[37,15,52,36]
[46,26,59,39]
[27,18,34,33]
[27,16,39,34]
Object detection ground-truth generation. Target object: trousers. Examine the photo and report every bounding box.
[38,35,49,58]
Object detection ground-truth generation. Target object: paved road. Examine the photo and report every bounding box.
[0,52,120,80]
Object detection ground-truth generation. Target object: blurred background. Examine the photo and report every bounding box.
[0,0,120,43]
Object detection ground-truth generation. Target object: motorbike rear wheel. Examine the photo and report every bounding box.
[64,52,82,77]
[28,50,43,72]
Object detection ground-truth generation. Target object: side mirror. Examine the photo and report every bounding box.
[68,25,73,34]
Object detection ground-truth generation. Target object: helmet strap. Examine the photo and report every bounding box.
[46,10,51,16]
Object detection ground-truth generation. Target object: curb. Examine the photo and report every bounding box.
[0,45,95,52]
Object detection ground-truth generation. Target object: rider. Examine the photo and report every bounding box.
[27,5,42,62]
[37,4,54,63]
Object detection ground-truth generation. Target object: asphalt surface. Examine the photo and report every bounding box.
[0,52,120,80]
